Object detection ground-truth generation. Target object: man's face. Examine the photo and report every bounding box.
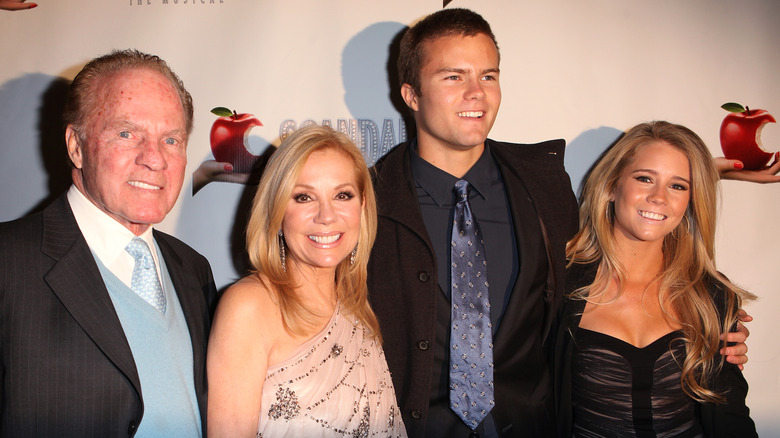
[67,69,188,235]
[402,32,501,155]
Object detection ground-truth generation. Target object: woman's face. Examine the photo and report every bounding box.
[282,148,363,273]
[610,141,691,245]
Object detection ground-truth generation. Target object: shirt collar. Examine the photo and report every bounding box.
[67,185,156,268]
[410,139,496,207]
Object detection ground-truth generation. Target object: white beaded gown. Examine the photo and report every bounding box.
[256,306,406,437]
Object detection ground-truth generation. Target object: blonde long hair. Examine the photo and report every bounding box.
[245,125,381,341]
[566,121,754,402]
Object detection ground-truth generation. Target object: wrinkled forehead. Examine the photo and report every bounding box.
[96,68,181,107]
[85,69,186,130]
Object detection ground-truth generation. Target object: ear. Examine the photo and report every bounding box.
[401,83,419,112]
[65,125,84,169]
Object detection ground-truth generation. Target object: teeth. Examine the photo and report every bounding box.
[457,111,484,118]
[309,234,340,244]
[639,211,666,220]
[128,181,161,190]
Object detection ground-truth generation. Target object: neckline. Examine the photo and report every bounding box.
[577,327,683,351]
[266,305,341,374]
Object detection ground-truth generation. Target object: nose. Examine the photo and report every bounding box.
[647,185,668,204]
[136,138,167,170]
[314,199,336,224]
[464,77,485,100]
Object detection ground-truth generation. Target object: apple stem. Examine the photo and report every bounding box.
[745,106,751,116]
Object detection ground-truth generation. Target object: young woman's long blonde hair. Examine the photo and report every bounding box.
[566,121,754,402]
[245,125,381,341]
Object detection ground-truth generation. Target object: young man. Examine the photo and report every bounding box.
[368,9,578,437]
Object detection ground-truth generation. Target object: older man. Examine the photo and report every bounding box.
[0,50,217,437]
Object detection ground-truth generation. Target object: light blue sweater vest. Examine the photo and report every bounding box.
[94,246,201,437]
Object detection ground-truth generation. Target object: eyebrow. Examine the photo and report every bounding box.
[293,182,358,191]
[434,67,500,75]
[108,120,186,137]
[631,168,691,185]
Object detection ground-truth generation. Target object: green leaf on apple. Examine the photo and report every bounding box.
[721,102,746,113]
[211,107,234,117]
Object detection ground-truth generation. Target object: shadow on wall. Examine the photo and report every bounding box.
[0,74,71,222]
[564,126,624,200]
[342,21,411,165]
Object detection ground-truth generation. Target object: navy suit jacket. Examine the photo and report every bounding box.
[0,194,218,437]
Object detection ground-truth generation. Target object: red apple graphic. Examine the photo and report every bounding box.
[210,107,263,173]
[720,102,776,170]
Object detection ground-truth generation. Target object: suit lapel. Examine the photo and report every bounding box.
[490,140,561,346]
[42,195,142,396]
[374,142,435,248]
[154,231,211,426]
[155,232,208,376]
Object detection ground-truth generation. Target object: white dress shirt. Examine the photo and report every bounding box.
[67,186,163,291]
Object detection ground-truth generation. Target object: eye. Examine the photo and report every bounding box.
[335,191,356,201]
[444,75,460,81]
[482,74,497,81]
[119,131,131,139]
[671,183,689,191]
[635,175,652,183]
[293,193,311,203]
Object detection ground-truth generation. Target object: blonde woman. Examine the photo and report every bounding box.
[207,125,405,437]
[555,121,756,437]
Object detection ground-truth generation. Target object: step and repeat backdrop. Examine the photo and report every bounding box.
[2,0,778,433]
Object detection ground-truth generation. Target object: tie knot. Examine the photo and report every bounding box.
[125,237,154,269]
[454,180,471,201]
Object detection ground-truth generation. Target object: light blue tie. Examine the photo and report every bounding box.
[449,180,494,429]
[125,237,166,314]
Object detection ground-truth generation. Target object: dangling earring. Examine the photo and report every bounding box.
[278,229,286,272]
[671,215,691,240]
[683,215,691,234]
[350,245,357,265]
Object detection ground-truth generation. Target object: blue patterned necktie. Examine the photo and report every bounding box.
[449,179,494,429]
[125,237,166,314]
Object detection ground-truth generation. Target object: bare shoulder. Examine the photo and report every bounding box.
[207,275,274,436]
[221,275,277,309]
[212,275,282,338]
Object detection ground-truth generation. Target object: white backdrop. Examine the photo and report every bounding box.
[1,1,778,434]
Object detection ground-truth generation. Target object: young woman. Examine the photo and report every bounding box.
[555,121,757,437]
[207,125,406,437]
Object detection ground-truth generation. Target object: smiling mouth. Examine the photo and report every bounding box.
[128,181,161,190]
[639,210,666,221]
[309,234,341,244]
[457,111,484,118]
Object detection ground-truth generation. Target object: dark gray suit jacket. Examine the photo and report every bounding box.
[0,194,218,437]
